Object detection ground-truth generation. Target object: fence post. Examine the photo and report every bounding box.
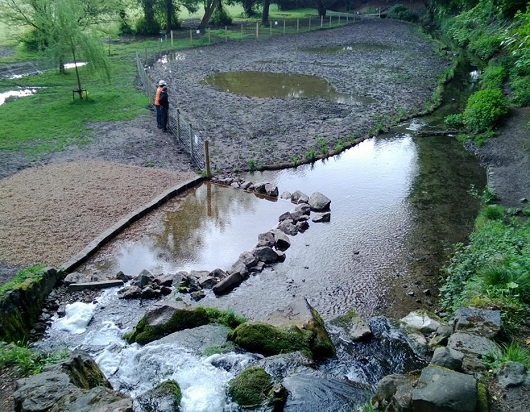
[309,17,311,31]
[338,15,341,25]
[256,22,259,38]
[320,15,323,28]
[171,30,174,47]
[270,21,272,35]
[204,140,211,178]
[176,109,181,141]
[297,18,299,33]
[241,24,244,39]
[225,26,228,42]
[283,20,286,34]
[329,15,332,27]
[189,123,194,160]
[208,30,211,44]
[145,47,147,63]
[189,30,193,45]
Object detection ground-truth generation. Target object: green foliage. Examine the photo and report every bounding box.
[202,307,246,329]
[480,64,506,89]
[135,16,161,35]
[509,75,530,107]
[0,265,46,298]
[444,113,464,128]
[387,4,419,22]
[484,341,530,369]
[463,88,508,133]
[317,137,328,155]
[211,4,233,25]
[228,367,273,408]
[248,159,256,171]
[304,148,316,161]
[334,139,344,152]
[440,211,530,333]
[0,341,67,377]
[503,6,530,73]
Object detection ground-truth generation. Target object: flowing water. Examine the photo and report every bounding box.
[36,67,486,410]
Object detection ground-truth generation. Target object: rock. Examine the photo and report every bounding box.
[296,220,310,232]
[198,274,218,289]
[239,251,259,268]
[132,270,153,288]
[312,212,331,222]
[231,182,240,188]
[330,310,372,342]
[140,286,161,299]
[496,361,527,388]
[229,259,250,278]
[294,203,311,215]
[278,211,292,222]
[136,380,181,412]
[117,285,142,299]
[68,280,124,292]
[430,346,464,371]
[308,192,331,211]
[372,373,417,411]
[400,310,443,334]
[280,191,292,199]
[277,219,299,235]
[264,183,279,197]
[249,261,265,274]
[291,190,309,204]
[452,307,501,338]
[212,272,246,295]
[153,273,175,287]
[63,272,91,286]
[115,271,131,282]
[447,332,502,358]
[257,231,275,247]
[253,246,281,263]
[50,386,133,412]
[271,229,291,251]
[411,366,477,412]
[228,368,275,408]
[190,290,206,301]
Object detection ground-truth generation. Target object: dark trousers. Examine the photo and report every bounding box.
[156,105,162,127]
[160,107,168,131]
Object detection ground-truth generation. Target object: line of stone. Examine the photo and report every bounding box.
[60,176,204,273]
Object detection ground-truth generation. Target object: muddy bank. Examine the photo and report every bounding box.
[149,19,450,172]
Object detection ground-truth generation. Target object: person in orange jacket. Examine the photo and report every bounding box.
[154,80,166,128]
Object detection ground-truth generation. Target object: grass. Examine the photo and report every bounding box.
[0,341,67,377]
[0,265,45,298]
[484,341,530,369]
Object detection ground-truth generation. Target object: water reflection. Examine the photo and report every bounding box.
[202,71,376,104]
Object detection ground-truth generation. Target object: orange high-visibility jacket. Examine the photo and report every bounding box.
[154,86,162,106]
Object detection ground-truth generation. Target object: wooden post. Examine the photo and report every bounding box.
[283,20,286,34]
[225,26,228,42]
[171,30,174,47]
[329,15,332,27]
[338,15,341,25]
[320,15,323,28]
[208,30,211,44]
[309,17,311,31]
[297,18,299,33]
[145,47,147,63]
[189,123,194,160]
[204,140,211,178]
[176,109,181,141]
[241,24,244,39]
[190,30,193,45]
[256,22,259,38]
[270,21,272,35]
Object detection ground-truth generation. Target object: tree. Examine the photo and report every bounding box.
[261,0,271,24]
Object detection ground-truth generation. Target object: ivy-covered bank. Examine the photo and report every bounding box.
[422,0,529,144]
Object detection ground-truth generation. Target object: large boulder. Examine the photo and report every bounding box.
[291,190,309,204]
[452,307,501,338]
[495,361,528,388]
[308,192,331,211]
[400,310,443,334]
[136,380,182,412]
[411,366,477,412]
[14,351,132,412]
[212,272,246,296]
[123,301,209,344]
[430,346,464,371]
[228,367,287,410]
[330,310,372,342]
[372,372,418,412]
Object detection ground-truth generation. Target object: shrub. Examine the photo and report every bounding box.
[211,5,233,25]
[136,17,161,35]
[387,4,419,22]
[444,113,465,128]
[480,64,507,90]
[509,76,530,107]
[463,88,508,133]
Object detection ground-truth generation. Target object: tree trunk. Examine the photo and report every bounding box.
[242,0,254,17]
[198,0,220,31]
[165,0,173,34]
[261,0,271,24]
[316,0,327,17]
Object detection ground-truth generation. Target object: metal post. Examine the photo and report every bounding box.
[176,109,181,141]
[189,123,194,160]
[204,140,211,178]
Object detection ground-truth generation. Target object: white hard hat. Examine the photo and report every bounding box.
[158,80,166,86]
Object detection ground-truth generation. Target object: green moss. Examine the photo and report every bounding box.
[227,322,311,358]
[0,265,46,298]
[307,306,336,359]
[202,307,246,329]
[228,367,273,408]
[155,380,182,405]
[477,382,489,412]
[124,307,210,344]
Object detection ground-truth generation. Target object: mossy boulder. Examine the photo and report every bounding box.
[0,266,62,342]
[228,322,312,357]
[228,367,284,409]
[228,299,335,360]
[136,380,182,411]
[124,301,209,344]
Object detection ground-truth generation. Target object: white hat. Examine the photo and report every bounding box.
[158,80,166,86]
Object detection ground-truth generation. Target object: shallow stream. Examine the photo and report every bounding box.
[36,65,486,410]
